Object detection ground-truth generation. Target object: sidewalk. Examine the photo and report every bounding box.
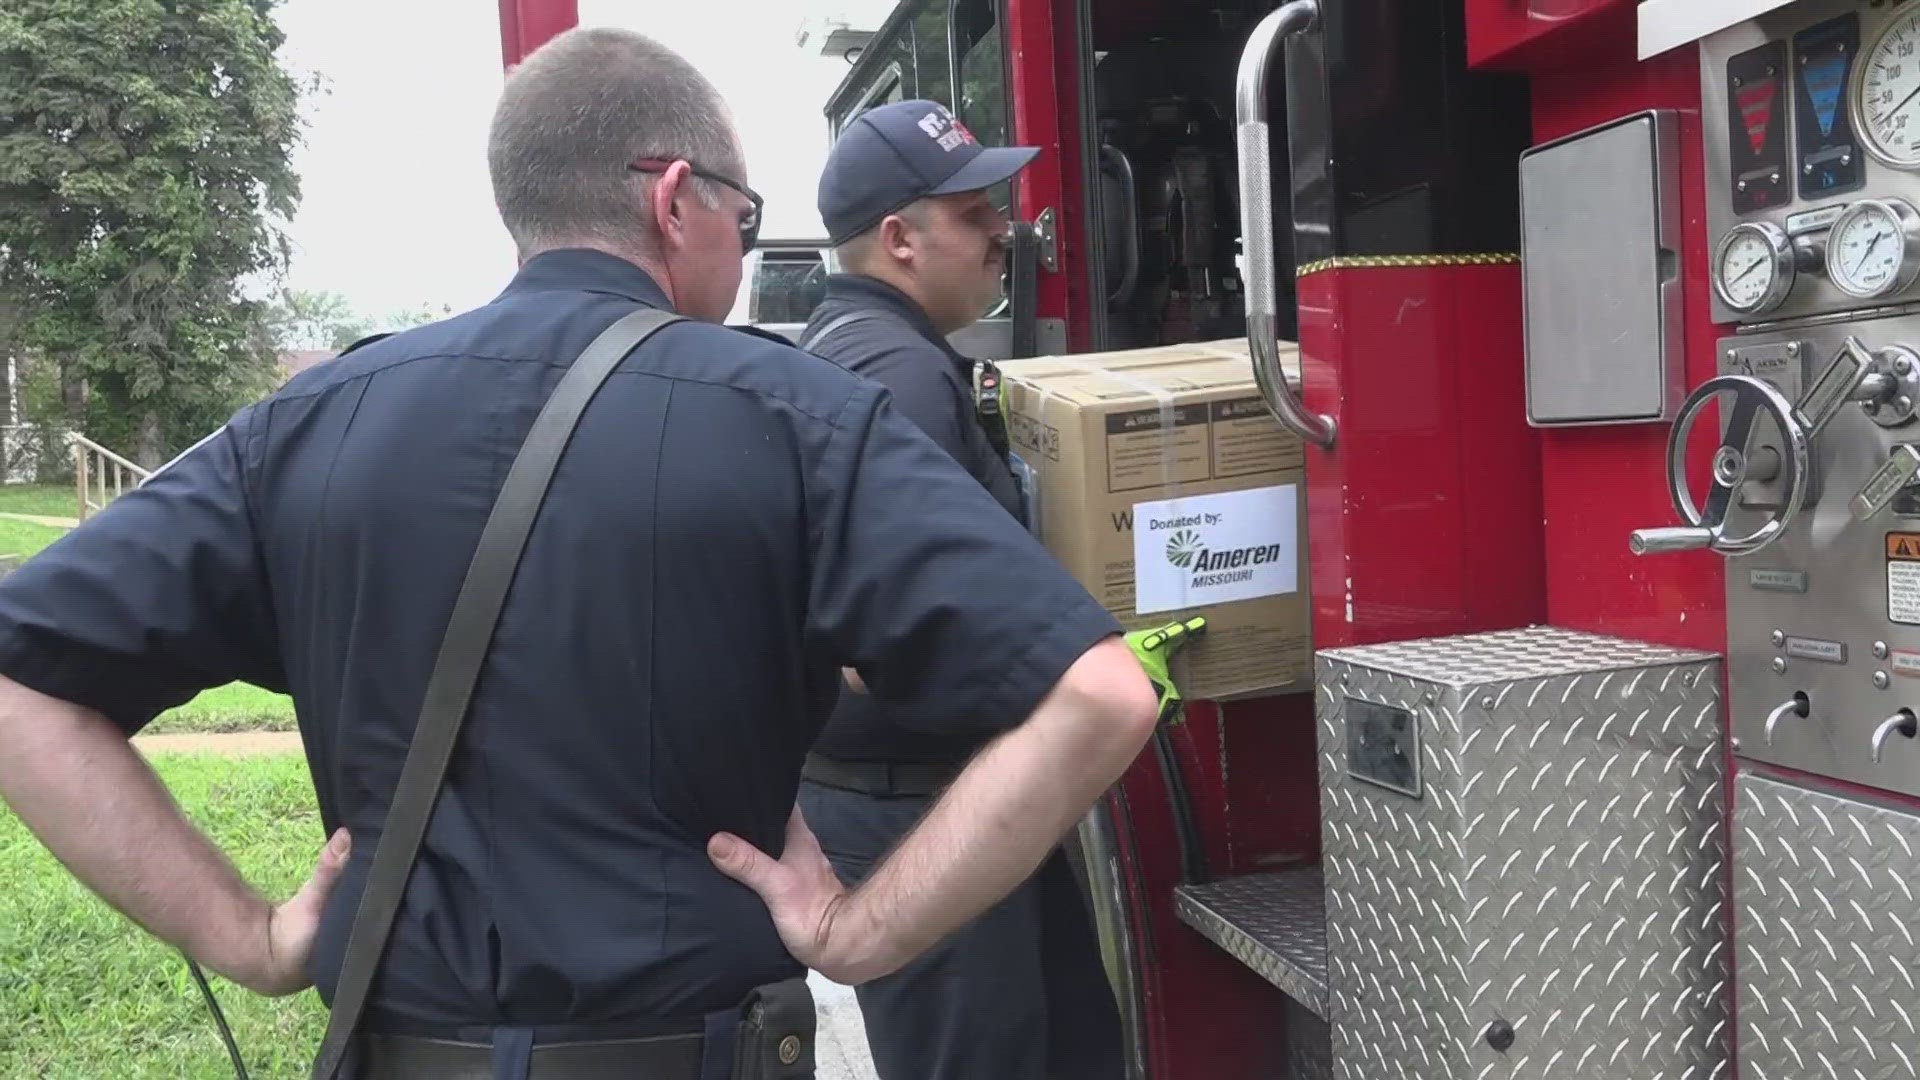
[0,510,79,528]
[809,973,877,1080]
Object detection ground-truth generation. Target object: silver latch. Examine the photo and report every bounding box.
[1852,444,1920,521]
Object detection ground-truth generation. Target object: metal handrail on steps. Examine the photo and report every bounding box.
[72,434,152,521]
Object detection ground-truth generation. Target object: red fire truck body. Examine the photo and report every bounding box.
[494,2,1920,1078]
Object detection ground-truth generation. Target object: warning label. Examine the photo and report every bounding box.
[1889,533,1920,626]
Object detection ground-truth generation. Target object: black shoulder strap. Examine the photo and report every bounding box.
[309,307,686,1080]
[798,310,882,355]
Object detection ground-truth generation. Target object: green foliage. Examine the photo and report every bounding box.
[0,0,312,465]
[262,288,453,353]
[262,287,370,352]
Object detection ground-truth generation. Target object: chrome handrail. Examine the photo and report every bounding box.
[1235,0,1335,449]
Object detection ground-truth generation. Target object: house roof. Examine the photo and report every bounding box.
[277,350,333,380]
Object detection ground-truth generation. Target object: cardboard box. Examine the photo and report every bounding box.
[997,339,1309,701]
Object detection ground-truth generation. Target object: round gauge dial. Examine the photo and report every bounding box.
[1827,199,1920,298]
[1713,222,1794,314]
[1856,7,1920,168]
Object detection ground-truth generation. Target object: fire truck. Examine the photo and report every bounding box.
[496,1,1920,1077]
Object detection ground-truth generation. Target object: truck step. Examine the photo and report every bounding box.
[1171,867,1328,1020]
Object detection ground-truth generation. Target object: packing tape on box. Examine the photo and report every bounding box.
[1021,359,1196,622]
[1027,359,1186,506]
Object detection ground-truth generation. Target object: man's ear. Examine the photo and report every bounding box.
[879,214,915,267]
[648,160,696,253]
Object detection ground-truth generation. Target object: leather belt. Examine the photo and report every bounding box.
[359,1032,706,1079]
[801,752,960,797]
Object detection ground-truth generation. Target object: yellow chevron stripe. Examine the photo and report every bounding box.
[1293,252,1521,278]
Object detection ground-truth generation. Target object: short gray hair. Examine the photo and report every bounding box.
[833,200,932,272]
[487,27,744,256]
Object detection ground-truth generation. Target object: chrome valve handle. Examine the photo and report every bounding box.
[1629,374,1810,557]
[1873,709,1918,763]
[1764,692,1810,746]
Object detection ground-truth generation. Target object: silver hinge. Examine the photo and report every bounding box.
[1035,207,1058,273]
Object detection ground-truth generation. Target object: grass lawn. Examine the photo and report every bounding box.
[0,517,69,560]
[0,483,81,521]
[148,682,297,735]
[0,752,329,1078]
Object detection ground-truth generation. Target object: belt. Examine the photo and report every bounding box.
[360,1032,704,1080]
[351,977,815,1080]
[801,752,961,797]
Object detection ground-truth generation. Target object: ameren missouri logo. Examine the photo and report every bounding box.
[1155,515,1285,589]
[1165,529,1201,568]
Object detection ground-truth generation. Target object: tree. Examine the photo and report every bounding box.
[264,289,455,354]
[0,0,311,465]
[382,300,455,331]
[264,288,373,352]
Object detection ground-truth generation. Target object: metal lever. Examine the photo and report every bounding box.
[1872,708,1918,763]
[1236,0,1334,450]
[1798,336,1880,437]
[1628,527,1716,555]
[1764,691,1810,746]
[1852,444,1920,521]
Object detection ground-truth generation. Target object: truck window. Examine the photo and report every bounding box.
[747,251,830,325]
[953,0,1013,211]
[828,0,1014,210]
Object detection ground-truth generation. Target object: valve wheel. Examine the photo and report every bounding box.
[1664,374,1810,557]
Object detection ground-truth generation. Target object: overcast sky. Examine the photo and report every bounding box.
[270,0,897,320]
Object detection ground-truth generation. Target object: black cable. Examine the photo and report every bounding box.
[1152,725,1208,885]
[186,953,250,1080]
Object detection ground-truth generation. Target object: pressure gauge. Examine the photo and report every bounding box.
[1855,6,1920,169]
[1713,222,1795,315]
[1825,198,1920,299]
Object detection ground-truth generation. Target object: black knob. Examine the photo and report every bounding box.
[1485,1020,1515,1052]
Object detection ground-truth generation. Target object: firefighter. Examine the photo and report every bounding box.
[0,32,1159,1080]
[795,98,1129,1080]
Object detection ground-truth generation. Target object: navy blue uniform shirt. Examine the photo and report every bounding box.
[802,273,1031,768]
[0,250,1121,1028]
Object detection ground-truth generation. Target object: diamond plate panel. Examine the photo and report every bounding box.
[1320,625,1718,688]
[1317,627,1731,1080]
[1285,997,1333,1080]
[1734,771,1920,1080]
[1173,869,1329,1018]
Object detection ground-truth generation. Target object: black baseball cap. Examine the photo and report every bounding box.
[818,99,1040,245]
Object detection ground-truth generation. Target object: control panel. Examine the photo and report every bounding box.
[1636,316,1920,793]
[1639,1,1920,798]
[1703,1,1920,325]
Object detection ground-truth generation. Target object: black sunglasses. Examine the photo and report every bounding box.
[630,158,764,251]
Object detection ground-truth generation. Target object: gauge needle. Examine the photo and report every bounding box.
[1729,258,1766,286]
[1855,230,1889,275]
[1893,82,1920,124]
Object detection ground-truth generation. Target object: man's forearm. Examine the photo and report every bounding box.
[0,678,272,985]
[831,637,1154,980]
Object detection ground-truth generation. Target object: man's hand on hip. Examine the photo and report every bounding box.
[708,806,878,983]
[236,827,352,996]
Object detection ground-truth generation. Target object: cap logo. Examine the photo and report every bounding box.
[915,107,978,153]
